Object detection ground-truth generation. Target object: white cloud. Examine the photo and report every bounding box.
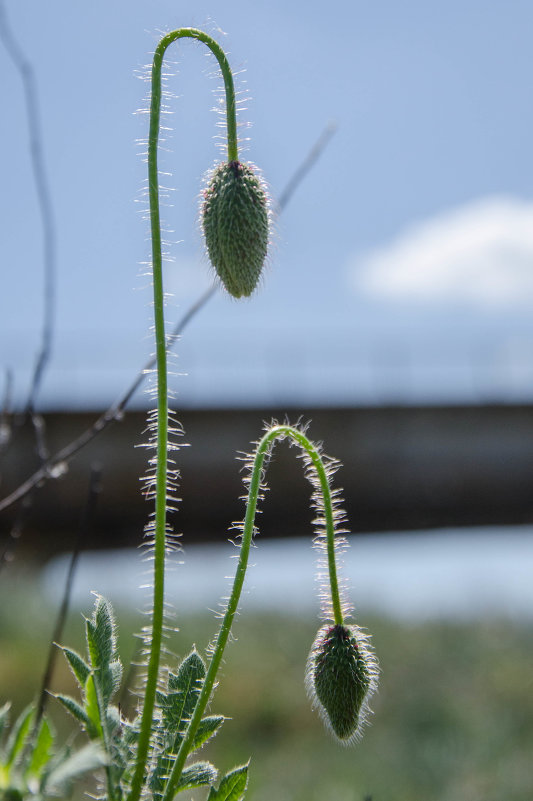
[350,197,533,308]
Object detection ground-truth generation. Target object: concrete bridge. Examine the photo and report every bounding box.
[2,404,533,558]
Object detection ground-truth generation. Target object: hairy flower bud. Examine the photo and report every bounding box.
[202,160,269,298]
[306,623,378,744]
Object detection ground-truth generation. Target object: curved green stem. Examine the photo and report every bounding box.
[161,424,344,801]
[127,29,239,801]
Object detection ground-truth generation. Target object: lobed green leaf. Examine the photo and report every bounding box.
[85,595,116,673]
[150,651,210,798]
[190,715,225,752]
[160,650,206,740]
[207,763,250,801]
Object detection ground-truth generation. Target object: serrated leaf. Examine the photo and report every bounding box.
[85,618,100,672]
[62,646,91,687]
[55,695,98,739]
[161,651,206,736]
[98,658,122,708]
[177,760,218,792]
[105,705,120,732]
[170,651,206,693]
[150,650,209,797]
[207,763,249,801]
[109,659,123,696]
[190,716,225,752]
[26,717,53,779]
[84,675,103,738]
[86,595,115,672]
[122,718,140,748]
[149,758,167,797]
[94,596,116,656]
[44,741,107,793]
[5,705,33,768]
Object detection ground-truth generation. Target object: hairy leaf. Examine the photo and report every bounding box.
[190,716,225,752]
[207,763,249,801]
[161,651,206,741]
[55,695,97,740]
[62,647,91,688]
[108,659,123,699]
[86,595,116,672]
[177,760,218,791]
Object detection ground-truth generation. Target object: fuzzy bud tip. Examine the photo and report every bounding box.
[201,160,269,298]
[306,623,379,744]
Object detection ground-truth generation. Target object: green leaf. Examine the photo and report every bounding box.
[109,659,123,697]
[55,694,98,739]
[207,763,250,801]
[98,658,123,708]
[62,646,91,687]
[150,651,210,797]
[26,717,53,779]
[105,705,120,732]
[5,706,33,768]
[44,742,107,794]
[162,651,206,736]
[169,650,206,692]
[86,595,116,672]
[84,675,103,738]
[85,597,122,714]
[190,716,225,752]
[122,717,140,748]
[176,760,218,791]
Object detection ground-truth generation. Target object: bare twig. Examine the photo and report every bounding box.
[276,121,337,211]
[0,0,57,415]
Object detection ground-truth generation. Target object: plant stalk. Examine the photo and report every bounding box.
[127,29,238,801]
[161,424,344,801]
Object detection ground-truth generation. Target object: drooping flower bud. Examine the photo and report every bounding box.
[201,160,269,298]
[306,623,378,744]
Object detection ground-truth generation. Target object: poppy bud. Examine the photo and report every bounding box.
[306,623,378,743]
[202,160,269,298]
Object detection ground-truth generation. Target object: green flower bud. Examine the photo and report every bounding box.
[306,623,378,744]
[202,160,269,298]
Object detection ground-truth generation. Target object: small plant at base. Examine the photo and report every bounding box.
[0,701,105,800]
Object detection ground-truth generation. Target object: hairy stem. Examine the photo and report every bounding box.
[127,29,238,801]
[162,424,344,801]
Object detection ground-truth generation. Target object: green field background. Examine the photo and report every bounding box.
[1,572,532,801]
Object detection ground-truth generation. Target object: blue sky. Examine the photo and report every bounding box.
[1,0,533,408]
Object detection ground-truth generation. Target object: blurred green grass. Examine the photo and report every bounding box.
[1,569,532,800]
